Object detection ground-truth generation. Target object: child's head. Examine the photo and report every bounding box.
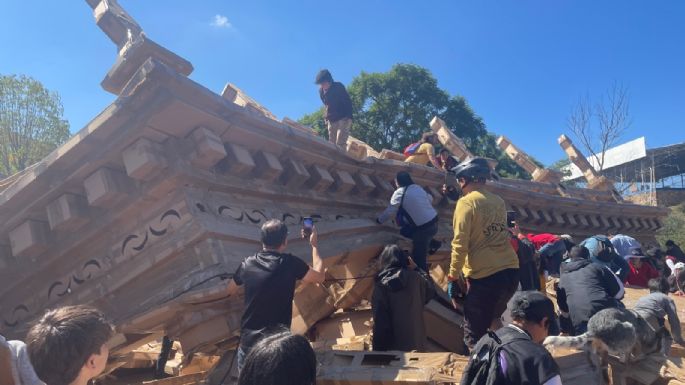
[26,305,114,385]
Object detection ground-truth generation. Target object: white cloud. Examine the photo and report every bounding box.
[210,14,231,29]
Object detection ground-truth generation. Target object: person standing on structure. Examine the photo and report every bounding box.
[226,219,326,371]
[447,157,519,350]
[315,69,353,149]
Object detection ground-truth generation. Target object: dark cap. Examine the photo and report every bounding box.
[625,246,646,260]
[510,291,556,324]
[315,69,333,84]
[645,246,663,259]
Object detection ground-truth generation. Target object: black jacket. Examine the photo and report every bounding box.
[372,266,435,351]
[668,245,685,263]
[319,82,353,122]
[556,259,623,333]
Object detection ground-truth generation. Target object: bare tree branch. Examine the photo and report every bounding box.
[566,82,631,171]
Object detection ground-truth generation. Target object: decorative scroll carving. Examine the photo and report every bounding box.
[120,209,181,256]
[1,207,183,331]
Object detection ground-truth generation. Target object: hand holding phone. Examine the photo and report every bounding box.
[302,217,313,238]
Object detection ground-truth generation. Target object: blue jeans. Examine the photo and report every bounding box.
[539,240,566,276]
[410,218,439,271]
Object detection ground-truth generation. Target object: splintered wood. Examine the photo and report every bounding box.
[316,351,465,385]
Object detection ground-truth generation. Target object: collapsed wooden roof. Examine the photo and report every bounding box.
[0,0,671,374]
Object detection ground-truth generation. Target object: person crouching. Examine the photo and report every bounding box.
[372,244,435,352]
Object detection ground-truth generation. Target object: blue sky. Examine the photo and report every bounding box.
[2,1,684,166]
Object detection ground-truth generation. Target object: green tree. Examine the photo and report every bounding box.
[549,158,572,177]
[0,74,70,177]
[300,64,529,178]
[548,158,580,188]
[656,204,685,248]
[299,108,326,139]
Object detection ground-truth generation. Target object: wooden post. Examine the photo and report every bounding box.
[497,136,562,184]
[558,134,617,192]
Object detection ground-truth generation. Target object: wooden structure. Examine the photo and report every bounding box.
[497,135,563,184]
[430,117,474,161]
[558,135,619,193]
[0,1,674,384]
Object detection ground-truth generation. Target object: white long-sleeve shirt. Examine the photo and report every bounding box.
[377,185,437,226]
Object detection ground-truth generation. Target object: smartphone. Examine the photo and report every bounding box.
[506,211,518,228]
[302,217,313,238]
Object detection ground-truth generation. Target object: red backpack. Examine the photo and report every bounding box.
[403,142,421,157]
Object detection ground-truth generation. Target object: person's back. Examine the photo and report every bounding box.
[634,278,685,351]
[319,81,352,121]
[527,233,559,251]
[406,142,435,165]
[227,219,325,370]
[449,158,520,349]
[558,257,623,333]
[395,184,437,227]
[235,251,308,349]
[372,245,435,351]
[666,240,685,263]
[581,235,630,282]
[527,233,565,276]
[496,326,561,385]
[511,234,539,291]
[461,291,561,385]
[376,172,439,271]
[610,234,641,258]
[405,132,441,168]
[451,188,519,279]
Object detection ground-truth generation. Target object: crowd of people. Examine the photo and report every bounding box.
[3,71,684,385]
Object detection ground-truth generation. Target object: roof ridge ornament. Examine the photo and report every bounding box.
[85,0,193,95]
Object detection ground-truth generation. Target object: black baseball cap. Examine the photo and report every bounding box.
[510,291,556,324]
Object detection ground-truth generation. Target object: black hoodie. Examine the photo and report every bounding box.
[319,82,353,122]
[372,267,435,351]
[556,259,624,333]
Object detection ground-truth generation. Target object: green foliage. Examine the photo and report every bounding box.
[299,64,530,179]
[299,108,327,139]
[657,204,685,248]
[548,158,579,188]
[548,158,571,172]
[347,64,448,151]
[0,74,70,176]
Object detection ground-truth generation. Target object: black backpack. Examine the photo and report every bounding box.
[460,331,515,385]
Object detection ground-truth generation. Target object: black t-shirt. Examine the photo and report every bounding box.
[498,326,560,385]
[233,250,309,350]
